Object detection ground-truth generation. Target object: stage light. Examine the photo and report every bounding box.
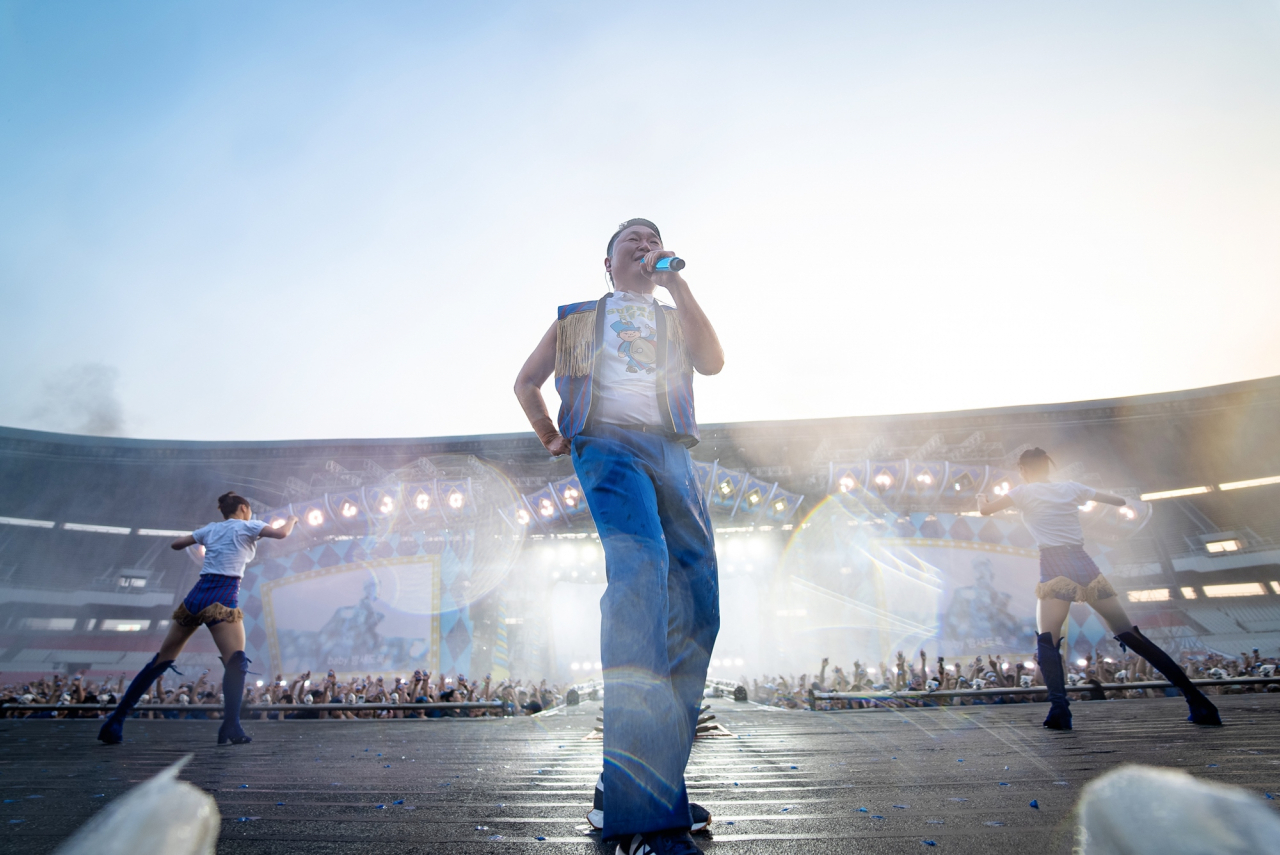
[1076,659,1088,668]
[307,509,324,526]
[415,491,431,511]
[448,490,465,510]
[992,481,1011,496]
[773,499,786,512]
[1140,486,1211,501]
[916,472,933,485]
[734,658,744,666]
[1118,506,1136,520]
[712,658,721,667]
[256,681,264,687]
[1218,474,1280,491]
[745,489,762,506]
[1024,661,1036,669]
[1272,582,1280,595]
[540,498,556,517]
[515,508,531,526]
[379,496,395,514]
[570,662,580,671]
[1205,538,1242,554]
[562,487,580,507]
[873,473,893,490]
[341,501,359,518]
[1079,501,1096,512]
[718,479,734,496]
[1180,587,1198,599]
[838,475,856,492]
[271,518,286,529]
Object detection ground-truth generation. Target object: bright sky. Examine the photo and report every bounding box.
[1,2,1278,441]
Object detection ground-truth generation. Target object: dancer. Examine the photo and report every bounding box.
[514,218,723,855]
[98,491,296,745]
[978,447,1220,730]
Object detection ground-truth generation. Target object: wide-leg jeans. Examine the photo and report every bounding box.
[571,424,720,839]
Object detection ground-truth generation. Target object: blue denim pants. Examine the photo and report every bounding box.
[571,424,719,839]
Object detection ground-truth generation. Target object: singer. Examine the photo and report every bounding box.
[514,218,724,855]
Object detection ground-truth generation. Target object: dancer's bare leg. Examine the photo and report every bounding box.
[1036,598,1071,644]
[156,621,199,661]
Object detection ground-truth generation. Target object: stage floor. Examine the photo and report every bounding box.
[3,694,1279,854]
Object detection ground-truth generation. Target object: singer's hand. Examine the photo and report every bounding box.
[641,250,685,288]
[541,432,571,457]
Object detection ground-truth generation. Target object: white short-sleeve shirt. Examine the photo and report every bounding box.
[1006,481,1097,548]
[192,518,268,577]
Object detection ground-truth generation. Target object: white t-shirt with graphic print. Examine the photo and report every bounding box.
[593,290,663,427]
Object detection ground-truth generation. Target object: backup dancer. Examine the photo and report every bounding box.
[978,448,1220,730]
[98,491,296,745]
[515,218,723,855]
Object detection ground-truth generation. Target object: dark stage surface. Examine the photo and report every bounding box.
[3,696,1279,854]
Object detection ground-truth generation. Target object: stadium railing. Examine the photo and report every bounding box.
[807,675,1280,710]
[0,700,507,716]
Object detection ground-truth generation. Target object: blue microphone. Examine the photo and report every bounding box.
[653,256,686,272]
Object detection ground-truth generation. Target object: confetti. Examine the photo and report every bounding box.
[1030,800,1039,809]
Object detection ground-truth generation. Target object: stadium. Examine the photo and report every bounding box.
[4,374,1278,686]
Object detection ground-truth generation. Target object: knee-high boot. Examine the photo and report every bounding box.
[1115,626,1222,726]
[1036,632,1071,730]
[217,651,252,745]
[98,655,176,745]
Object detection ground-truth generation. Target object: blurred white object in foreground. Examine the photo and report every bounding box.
[54,755,218,855]
[1077,764,1280,855]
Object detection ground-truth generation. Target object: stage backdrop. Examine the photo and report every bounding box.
[773,492,1118,668]
[239,532,476,679]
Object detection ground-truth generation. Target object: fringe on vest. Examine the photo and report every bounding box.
[664,309,692,375]
[172,601,244,627]
[555,309,596,378]
[1035,573,1117,605]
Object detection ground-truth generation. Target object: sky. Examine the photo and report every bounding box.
[1,1,1278,441]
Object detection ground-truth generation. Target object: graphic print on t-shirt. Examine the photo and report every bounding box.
[606,302,657,375]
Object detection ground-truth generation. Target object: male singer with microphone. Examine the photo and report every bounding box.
[514,218,724,855]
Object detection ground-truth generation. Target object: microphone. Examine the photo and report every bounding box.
[653,256,686,272]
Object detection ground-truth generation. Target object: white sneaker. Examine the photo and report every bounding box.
[588,773,711,833]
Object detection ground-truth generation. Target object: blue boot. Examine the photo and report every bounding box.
[1036,632,1071,730]
[98,655,176,745]
[217,651,252,745]
[1116,627,1222,726]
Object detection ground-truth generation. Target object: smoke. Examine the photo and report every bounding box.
[28,363,126,436]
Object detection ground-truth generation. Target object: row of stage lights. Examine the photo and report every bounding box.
[256,479,475,537]
[515,463,804,532]
[829,459,1020,501]
[829,460,1150,539]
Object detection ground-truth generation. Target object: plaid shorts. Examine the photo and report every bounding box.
[1036,544,1116,603]
[173,574,243,627]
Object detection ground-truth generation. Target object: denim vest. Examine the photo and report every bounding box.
[555,293,699,446]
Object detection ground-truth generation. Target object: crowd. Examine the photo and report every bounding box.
[4,646,1277,718]
[0,668,575,719]
[743,648,1280,710]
